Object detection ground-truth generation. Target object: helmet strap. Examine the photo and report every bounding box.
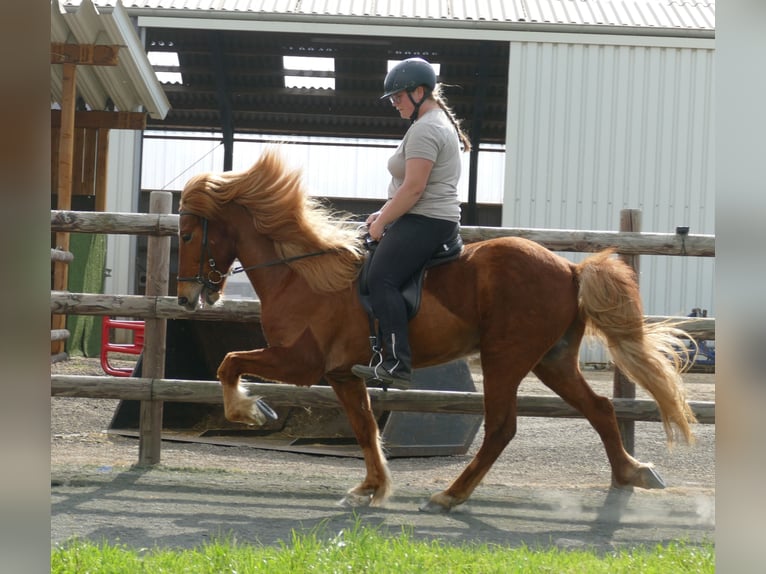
[407,89,428,124]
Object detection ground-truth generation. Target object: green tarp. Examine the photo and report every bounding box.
[65,233,106,357]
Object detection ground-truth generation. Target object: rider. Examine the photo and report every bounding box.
[352,57,471,389]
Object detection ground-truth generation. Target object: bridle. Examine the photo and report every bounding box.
[176,211,339,291]
[176,213,226,292]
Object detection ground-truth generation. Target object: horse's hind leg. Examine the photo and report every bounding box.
[421,352,528,513]
[532,325,666,490]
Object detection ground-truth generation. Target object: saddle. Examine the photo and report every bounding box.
[358,229,464,320]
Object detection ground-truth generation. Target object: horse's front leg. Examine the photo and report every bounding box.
[217,330,392,507]
[326,375,392,508]
[216,328,325,425]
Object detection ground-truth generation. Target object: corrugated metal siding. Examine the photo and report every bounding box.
[69,1,715,31]
[141,134,506,203]
[504,39,714,361]
[141,133,226,190]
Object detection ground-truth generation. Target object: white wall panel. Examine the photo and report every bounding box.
[104,130,142,296]
[504,39,715,362]
[141,133,506,203]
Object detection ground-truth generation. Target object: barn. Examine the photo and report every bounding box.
[53,0,715,362]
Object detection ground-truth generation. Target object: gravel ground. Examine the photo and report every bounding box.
[51,356,715,552]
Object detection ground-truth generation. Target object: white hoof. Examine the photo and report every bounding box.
[339,490,374,508]
[224,387,269,426]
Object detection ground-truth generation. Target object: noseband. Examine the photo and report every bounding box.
[176,211,339,291]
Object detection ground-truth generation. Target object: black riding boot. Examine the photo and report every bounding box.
[352,329,412,390]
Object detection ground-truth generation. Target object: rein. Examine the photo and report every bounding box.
[229,249,338,275]
[176,211,338,290]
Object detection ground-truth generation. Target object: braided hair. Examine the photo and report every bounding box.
[430,84,472,153]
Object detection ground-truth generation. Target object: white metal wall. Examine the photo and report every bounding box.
[503,34,715,362]
[141,134,507,204]
[103,130,142,298]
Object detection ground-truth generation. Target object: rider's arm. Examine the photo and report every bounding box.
[369,158,434,240]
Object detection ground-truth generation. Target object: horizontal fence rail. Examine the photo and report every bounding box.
[50,291,715,339]
[51,375,715,424]
[51,248,74,263]
[51,210,715,257]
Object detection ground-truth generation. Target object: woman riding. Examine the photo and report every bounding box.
[352,57,472,389]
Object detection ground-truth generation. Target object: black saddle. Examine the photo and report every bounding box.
[358,229,463,320]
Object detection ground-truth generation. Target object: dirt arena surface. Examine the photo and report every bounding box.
[51,357,715,552]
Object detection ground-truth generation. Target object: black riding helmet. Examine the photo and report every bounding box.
[380,57,437,100]
[381,57,437,123]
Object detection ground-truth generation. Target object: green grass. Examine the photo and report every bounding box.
[52,522,714,574]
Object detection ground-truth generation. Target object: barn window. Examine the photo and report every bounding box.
[283,56,335,90]
[147,50,182,84]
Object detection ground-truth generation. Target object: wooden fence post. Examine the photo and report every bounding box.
[138,191,172,465]
[614,209,641,455]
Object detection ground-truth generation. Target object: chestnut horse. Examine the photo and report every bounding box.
[176,148,696,512]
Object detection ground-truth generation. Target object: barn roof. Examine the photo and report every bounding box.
[64,1,715,32]
[51,0,170,119]
[56,1,715,143]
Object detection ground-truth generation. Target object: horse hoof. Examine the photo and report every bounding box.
[641,467,667,489]
[255,398,278,421]
[339,491,373,508]
[419,491,462,514]
[614,466,667,490]
[419,499,451,514]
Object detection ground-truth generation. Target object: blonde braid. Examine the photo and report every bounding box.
[432,84,472,153]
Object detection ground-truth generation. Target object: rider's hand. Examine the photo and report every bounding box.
[368,218,385,241]
[366,211,381,225]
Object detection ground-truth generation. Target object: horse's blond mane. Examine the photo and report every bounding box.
[179,147,364,293]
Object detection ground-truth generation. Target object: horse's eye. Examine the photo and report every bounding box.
[181,233,192,242]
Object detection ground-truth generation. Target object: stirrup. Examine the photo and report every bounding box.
[351,363,411,391]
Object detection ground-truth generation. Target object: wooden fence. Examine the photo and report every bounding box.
[50,248,73,363]
[51,200,716,464]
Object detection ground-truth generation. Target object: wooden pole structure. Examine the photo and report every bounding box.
[50,375,716,425]
[138,192,172,465]
[51,62,77,354]
[94,128,110,212]
[50,43,122,355]
[614,209,641,454]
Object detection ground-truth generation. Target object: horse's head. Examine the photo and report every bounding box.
[176,212,236,310]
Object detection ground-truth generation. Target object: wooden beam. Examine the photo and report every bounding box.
[48,291,716,340]
[80,128,98,196]
[51,42,120,66]
[55,64,76,213]
[50,376,716,425]
[72,127,85,195]
[138,192,173,466]
[614,209,642,455]
[51,110,147,130]
[49,210,717,257]
[95,129,110,212]
[52,61,77,354]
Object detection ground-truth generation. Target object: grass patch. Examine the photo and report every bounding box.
[52,521,714,573]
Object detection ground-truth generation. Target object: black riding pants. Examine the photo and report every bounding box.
[366,213,459,372]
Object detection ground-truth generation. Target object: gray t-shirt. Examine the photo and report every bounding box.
[386,108,462,223]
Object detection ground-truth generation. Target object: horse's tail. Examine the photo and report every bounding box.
[575,249,697,446]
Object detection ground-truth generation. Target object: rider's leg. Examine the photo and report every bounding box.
[353,214,457,387]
